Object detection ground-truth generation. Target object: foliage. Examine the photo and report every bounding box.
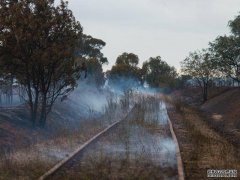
[74,34,108,87]
[229,14,240,37]
[142,56,177,89]
[210,14,240,82]
[116,52,138,67]
[0,0,82,127]
[85,58,105,87]
[181,50,217,102]
[77,34,108,65]
[108,52,142,90]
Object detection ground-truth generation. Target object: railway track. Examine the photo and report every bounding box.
[38,101,185,180]
[38,107,134,180]
[167,109,185,180]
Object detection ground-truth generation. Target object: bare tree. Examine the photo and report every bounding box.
[181,50,218,102]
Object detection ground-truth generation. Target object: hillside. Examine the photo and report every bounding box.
[0,85,109,148]
[0,85,127,179]
[201,87,240,146]
[167,87,240,179]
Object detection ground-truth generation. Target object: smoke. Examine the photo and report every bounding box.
[0,88,23,107]
[158,101,170,125]
[48,75,166,127]
[49,79,110,127]
[1,75,178,172]
[104,76,160,96]
[86,99,177,169]
[69,80,108,114]
[104,76,141,95]
[62,77,145,118]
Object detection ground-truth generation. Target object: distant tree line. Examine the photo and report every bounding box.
[181,13,240,102]
[107,53,177,92]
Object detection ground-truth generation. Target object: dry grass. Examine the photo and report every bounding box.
[0,118,105,180]
[201,88,240,147]
[62,156,176,180]
[50,94,178,180]
[184,108,240,174]
[0,91,135,180]
[163,94,186,114]
[0,92,179,179]
[167,98,240,179]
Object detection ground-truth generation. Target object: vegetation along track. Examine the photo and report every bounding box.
[38,106,136,180]
[39,100,184,180]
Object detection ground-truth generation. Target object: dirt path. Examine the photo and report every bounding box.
[168,105,240,179]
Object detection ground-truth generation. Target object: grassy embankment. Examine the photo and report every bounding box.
[0,92,131,180]
[166,87,240,179]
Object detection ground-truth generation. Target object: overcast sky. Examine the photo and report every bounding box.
[60,0,240,71]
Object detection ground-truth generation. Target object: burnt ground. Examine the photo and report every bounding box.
[178,87,240,148]
[0,107,41,149]
[0,96,102,149]
[0,107,71,150]
[168,87,240,179]
[1,87,239,179]
[49,103,178,180]
[0,93,118,180]
[201,88,240,147]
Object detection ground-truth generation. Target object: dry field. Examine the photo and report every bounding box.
[0,92,129,180]
[0,92,179,180]
[49,96,178,180]
[166,92,240,180]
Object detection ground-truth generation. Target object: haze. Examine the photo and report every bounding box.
[59,0,240,71]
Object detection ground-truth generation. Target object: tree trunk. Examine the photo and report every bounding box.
[10,75,13,104]
[203,83,208,102]
[30,108,36,127]
[40,94,47,127]
[26,81,36,127]
[32,89,39,126]
[29,93,39,127]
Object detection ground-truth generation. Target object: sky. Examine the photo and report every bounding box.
[58,0,240,71]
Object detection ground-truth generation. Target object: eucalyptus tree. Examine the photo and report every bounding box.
[76,35,108,87]
[210,14,240,83]
[0,0,82,127]
[142,56,177,89]
[108,52,142,90]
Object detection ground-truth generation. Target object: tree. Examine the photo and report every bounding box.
[80,35,108,65]
[85,58,105,87]
[210,36,240,83]
[75,34,108,65]
[74,34,108,87]
[210,14,240,83]
[116,52,138,67]
[107,52,142,90]
[181,50,216,102]
[0,0,82,127]
[142,56,177,89]
[229,13,240,37]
